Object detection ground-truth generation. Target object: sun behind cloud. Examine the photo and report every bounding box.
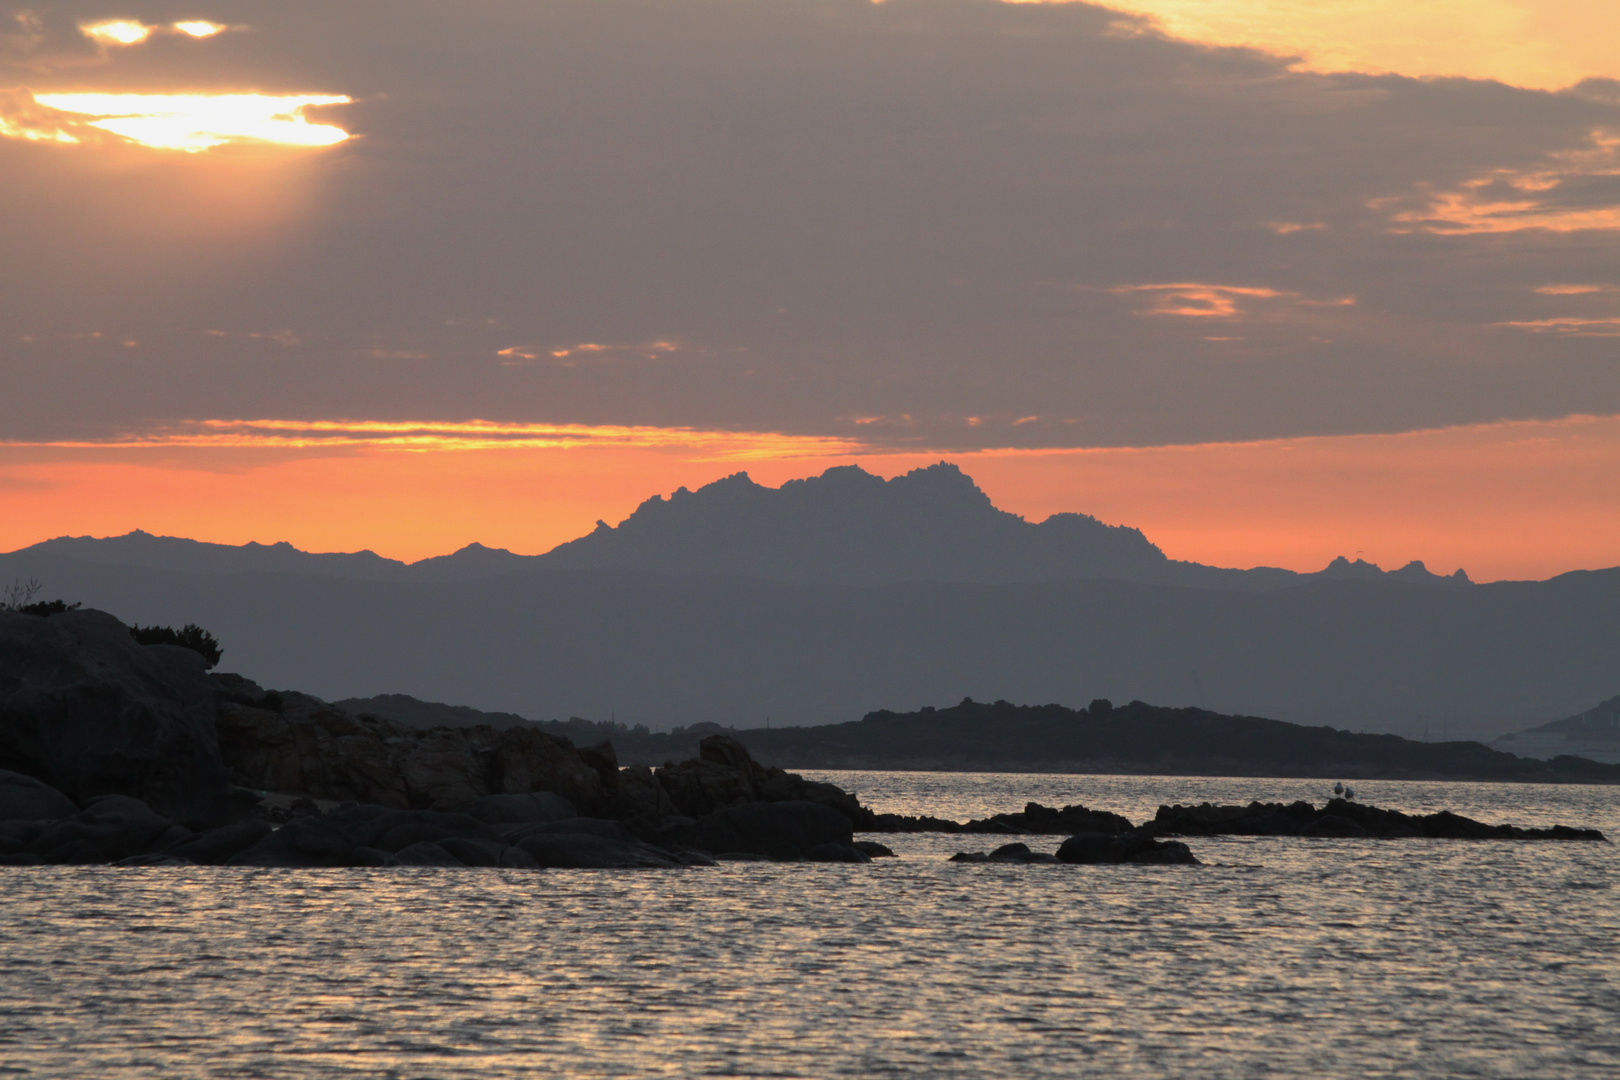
[24,92,352,151]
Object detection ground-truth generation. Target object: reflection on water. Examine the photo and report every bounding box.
[0,774,1615,1078]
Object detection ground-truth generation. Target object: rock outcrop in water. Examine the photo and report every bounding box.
[868,801,1135,835]
[1142,798,1608,840]
[0,610,1609,868]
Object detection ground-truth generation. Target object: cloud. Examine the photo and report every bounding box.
[1386,131,1620,234]
[1105,282,1352,320]
[1496,317,1620,337]
[2,0,1620,453]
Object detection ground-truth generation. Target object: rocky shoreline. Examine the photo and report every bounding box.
[0,609,1609,869]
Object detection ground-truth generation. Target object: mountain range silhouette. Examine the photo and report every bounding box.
[6,462,1603,741]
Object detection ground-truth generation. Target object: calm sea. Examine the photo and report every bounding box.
[1,773,1615,1079]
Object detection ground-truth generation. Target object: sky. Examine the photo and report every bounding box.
[1,0,1617,580]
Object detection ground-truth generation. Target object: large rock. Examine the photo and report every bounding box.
[216,696,410,807]
[963,802,1134,835]
[25,795,192,864]
[0,610,247,827]
[671,799,854,858]
[0,769,77,820]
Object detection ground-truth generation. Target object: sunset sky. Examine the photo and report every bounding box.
[2,0,1617,580]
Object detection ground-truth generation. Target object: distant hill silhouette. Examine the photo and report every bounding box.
[0,549,1613,739]
[12,462,1472,591]
[19,532,525,584]
[610,699,1620,781]
[332,693,539,730]
[1490,693,1620,764]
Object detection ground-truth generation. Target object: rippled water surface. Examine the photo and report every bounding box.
[2,774,1617,1079]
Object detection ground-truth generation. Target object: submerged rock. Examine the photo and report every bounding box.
[874,801,1132,835]
[1056,832,1200,865]
[949,842,1059,864]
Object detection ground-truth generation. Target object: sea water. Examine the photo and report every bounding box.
[1,774,1615,1079]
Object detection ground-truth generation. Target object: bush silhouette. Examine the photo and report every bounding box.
[130,623,223,668]
[16,600,81,616]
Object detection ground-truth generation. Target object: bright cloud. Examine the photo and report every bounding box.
[80,20,151,46]
[0,418,864,459]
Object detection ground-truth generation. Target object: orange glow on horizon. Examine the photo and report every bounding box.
[2,415,1618,582]
[2,418,864,458]
[28,93,352,152]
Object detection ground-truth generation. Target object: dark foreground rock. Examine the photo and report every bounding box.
[222,800,701,869]
[0,610,252,827]
[6,795,189,865]
[1057,832,1200,865]
[1143,798,1609,841]
[214,682,612,815]
[0,769,78,821]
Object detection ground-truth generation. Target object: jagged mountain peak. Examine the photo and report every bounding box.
[538,462,1160,585]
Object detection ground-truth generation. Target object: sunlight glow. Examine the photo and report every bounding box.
[0,114,78,144]
[30,92,352,152]
[1030,0,1620,90]
[82,20,152,46]
[173,21,226,38]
